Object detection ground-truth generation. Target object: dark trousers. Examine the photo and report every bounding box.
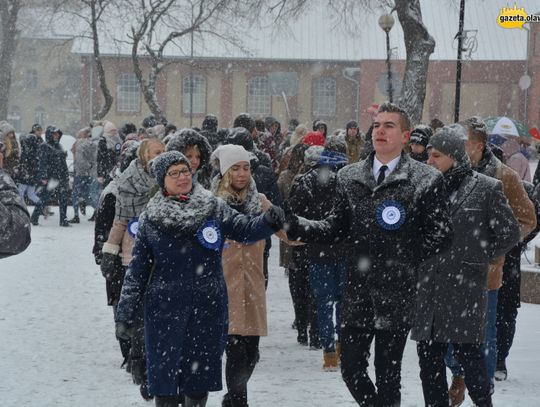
[288,262,318,344]
[496,302,518,363]
[130,305,146,385]
[31,182,69,224]
[417,341,492,407]
[225,335,260,407]
[340,326,408,407]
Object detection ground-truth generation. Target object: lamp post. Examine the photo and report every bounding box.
[378,13,395,102]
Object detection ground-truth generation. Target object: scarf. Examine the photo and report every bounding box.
[443,161,473,200]
[143,183,218,237]
[116,159,156,220]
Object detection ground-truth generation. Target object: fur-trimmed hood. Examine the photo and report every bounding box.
[142,183,218,237]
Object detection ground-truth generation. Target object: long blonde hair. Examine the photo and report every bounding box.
[216,168,252,204]
[138,137,164,170]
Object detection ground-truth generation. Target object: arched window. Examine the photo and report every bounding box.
[116,73,140,112]
[247,76,271,116]
[182,75,206,115]
[312,77,336,117]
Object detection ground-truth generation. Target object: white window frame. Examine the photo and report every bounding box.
[182,75,206,115]
[313,77,336,117]
[116,73,140,113]
[247,76,271,116]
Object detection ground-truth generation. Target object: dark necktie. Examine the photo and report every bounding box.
[377,165,388,185]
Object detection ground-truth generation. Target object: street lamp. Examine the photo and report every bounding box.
[378,13,395,102]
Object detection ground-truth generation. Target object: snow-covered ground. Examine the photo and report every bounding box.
[1,211,540,407]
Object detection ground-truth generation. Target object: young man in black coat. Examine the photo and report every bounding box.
[286,103,453,406]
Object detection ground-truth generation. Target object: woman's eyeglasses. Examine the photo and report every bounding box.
[166,169,192,178]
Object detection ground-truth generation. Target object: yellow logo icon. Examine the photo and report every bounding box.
[497,5,528,29]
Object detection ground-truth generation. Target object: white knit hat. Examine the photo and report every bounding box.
[211,144,252,175]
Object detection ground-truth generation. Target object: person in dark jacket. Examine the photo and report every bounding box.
[97,121,123,186]
[0,142,31,258]
[412,124,520,407]
[165,129,212,189]
[495,180,540,382]
[286,103,453,407]
[200,114,222,151]
[93,141,140,371]
[115,151,284,407]
[30,126,71,227]
[231,116,273,170]
[225,127,282,288]
[288,135,349,369]
[16,129,42,205]
[408,124,433,163]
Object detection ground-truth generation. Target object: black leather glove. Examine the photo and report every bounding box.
[115,321,134,341]
[282,201,299,234]
[100,252,120,280]
[264,205,286,230]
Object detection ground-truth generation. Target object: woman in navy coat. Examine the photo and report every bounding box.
[115,151,283,407]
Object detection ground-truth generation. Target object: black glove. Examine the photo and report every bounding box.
[282,201,299,234]
[100,252,120,280]
[115,321,134,341]
[264,205,286,230]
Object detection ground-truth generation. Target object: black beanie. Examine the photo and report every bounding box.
[151,151,191,190]
[410,125,433,148]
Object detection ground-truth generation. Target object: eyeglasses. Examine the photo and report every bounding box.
[166,168,192,178]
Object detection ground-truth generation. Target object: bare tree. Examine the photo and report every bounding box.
[0,0,21,120]
[126,0,249,121]
[250,0,434,125]
[55,0,116,120]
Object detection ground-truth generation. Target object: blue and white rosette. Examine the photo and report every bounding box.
[196,220,222,251]
[127,217,140,238]
[376,200,406,231]
[115,142,122,152]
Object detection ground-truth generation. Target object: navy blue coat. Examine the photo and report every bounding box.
[116,186,275,396]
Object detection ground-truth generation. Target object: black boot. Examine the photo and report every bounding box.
[184,394,208,407]
[68,216,80,224]
[155,395,178,407]
[495,359,507,381]
[140,379,153,401]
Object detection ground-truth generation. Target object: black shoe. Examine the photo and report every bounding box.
[80,206,86,216]
[139,381,153,401]
[60,221,72,227]
[88,213,96,222]
[68,216,80,224]
[297,331,308,346]
[495,359,507,381]
[309,337,321,350]
[222,394,232,407]
[31,219,39,226]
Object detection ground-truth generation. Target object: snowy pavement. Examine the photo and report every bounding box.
[1,213,539,406]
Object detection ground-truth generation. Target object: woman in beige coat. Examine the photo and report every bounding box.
[210,144,285,407]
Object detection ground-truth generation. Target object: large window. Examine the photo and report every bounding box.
[182,75,206,115]
[34,107,46,126]
[247,76,271,116]
[312,77,336,117]
[116,73,140,112]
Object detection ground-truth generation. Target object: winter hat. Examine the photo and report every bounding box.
[324,134,348,155]
[302,131,325,147]
[0,121,15,140]
[410,124,433,148]
[346,120,359,130]
[103,121,118,136]
[210,144,252,176]
[304,145,324,168]
[226,127,255,152]
[151,150,191,190]
[427,124,469,164]
[233,113,255,133]
[202,114,218,131]
[166,128,212,167]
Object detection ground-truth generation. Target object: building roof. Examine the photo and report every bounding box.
[25,1,538,62]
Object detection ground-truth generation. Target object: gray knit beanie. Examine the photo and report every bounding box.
[427,124,469,164]
[150,150,191,190]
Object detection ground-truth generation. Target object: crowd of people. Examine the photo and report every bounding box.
[1,102,539,407]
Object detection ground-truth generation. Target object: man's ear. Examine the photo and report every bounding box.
[402,131,411,143]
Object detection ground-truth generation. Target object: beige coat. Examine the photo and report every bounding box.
[487,161,536,289]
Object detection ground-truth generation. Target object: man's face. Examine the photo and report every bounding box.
[53,132,61,142]
[372,112,409,158]
[426,148,454,173]
[464,133,484,163]
[410,143,426,154]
